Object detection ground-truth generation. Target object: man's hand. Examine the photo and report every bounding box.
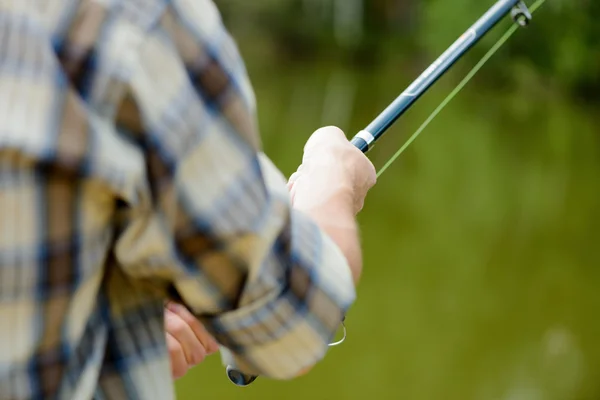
[164,302,220,379]
[287,126,376,285]
[288,126,376,216]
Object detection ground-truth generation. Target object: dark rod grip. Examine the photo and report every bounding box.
[350,136,369,153]
[226,365,257,387]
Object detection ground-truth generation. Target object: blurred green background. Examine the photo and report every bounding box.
[177,0,600,399]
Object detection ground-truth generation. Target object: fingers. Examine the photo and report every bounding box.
[167,332,189,379]
[291,124,378,219]
[287,167,302,191]
[164,302,224,380]
[166,308,207,365]
[166,302,220,354]
[165,311,209,377]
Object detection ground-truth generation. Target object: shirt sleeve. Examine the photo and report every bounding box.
[112,0,356,379]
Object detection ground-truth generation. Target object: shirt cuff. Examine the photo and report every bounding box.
[212,154,356,379]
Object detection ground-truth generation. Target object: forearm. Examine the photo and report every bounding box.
[295,197,363,285]
[319,221,362,285]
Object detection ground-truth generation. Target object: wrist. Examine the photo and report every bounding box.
[293,185,355,222]
[293,194,362,285]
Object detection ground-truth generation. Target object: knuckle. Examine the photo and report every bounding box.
[307,126,346,150]
[327,126,346,137]
[361,157,377,182]
[368,169,377,186]
[316,125,344,136]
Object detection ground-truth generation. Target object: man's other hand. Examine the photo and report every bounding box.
[165,302,220,379]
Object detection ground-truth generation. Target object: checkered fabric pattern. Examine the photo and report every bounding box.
[0,1,355,399]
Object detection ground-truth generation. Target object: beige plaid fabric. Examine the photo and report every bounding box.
[0,0,355,399]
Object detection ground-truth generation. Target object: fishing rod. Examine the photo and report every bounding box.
[225,0,534,387]
[350,0,531,153]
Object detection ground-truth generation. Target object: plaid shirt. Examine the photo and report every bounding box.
[0,1,356,399]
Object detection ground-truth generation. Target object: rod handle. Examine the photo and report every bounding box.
[350,136,369,153]
[226,365,257,387]
[350,129,376,153]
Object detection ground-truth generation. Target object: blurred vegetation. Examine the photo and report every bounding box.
[177,1,600,399]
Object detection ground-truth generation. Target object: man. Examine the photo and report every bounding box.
[0,0,375,399]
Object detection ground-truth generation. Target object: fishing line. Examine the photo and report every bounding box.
[376,0,547,178]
